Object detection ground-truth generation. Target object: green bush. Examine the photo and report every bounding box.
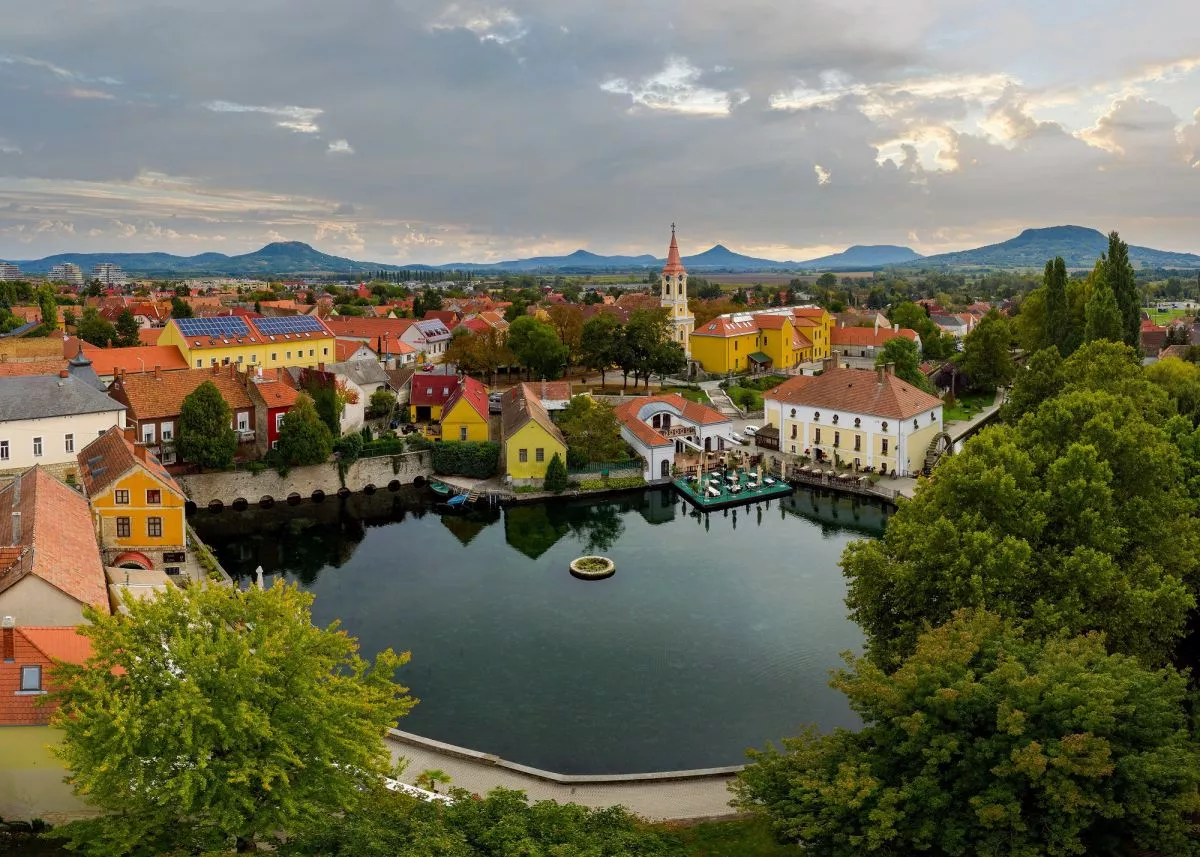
[577,476,645,491]
[543,453,569,493]
[361,438,406,457]
[333,432,364,464]
[431,441,500,478]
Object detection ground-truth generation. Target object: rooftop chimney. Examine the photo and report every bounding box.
[10,511,20,545]
[877,365,886,383]
[1,616,14,662]
[154,365,161,380]
[58,369,69,379]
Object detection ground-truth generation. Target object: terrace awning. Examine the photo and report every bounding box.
[748,352,772,365]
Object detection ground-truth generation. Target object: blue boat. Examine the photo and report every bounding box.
[445,494,470,508]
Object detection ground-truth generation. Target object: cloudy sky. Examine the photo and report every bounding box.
[1,0,1198,264]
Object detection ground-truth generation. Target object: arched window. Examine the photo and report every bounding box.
[854,418,861,428]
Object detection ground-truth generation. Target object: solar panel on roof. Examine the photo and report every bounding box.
[176,317,250,338]
[254,316,323,335]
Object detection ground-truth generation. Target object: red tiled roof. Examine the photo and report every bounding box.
[76,345,188,377]
[522,381,572,403]
[765,368,942,419]
[793,307,828,318]
[410,373,460,408]
[423,310,460,327]
[20,626,94,664]
[751,314,790,330]
[138,328,163,345]
[0,358,65,377]
[457,317,491,335]
[613,393,730,449]
[77,426,182,499]
[335,339,376,362]
[0,626,93,724]
[831,327,919,348]
[663,226,686,275]
[0,467,107,613]
[444,375,489,421]
[692,315,760,338]
[110,366,254,421]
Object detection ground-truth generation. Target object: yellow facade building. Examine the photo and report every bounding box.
[78,426,188,572]
[500,384,567,482]
[690,307,834,375]
[441,376,492,443]
[158,315,336,372]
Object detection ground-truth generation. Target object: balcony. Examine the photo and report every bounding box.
[237,429,256,443]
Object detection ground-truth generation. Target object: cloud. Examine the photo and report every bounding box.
[66,88,117,100]
[0,53,122,86]
[601,57,749,116]
[327,139,354,155]
[429,4,528,44]
[203,100,323,133]
[0,139,20,155]
[814,164,831,185]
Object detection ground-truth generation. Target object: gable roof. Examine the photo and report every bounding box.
[522,381,572,403]
[16,626,94,665]
[246,368,300,409]
[765,368,942,419]
[0,357,66,378]
[67,344,189,377]
[410,373,460,408]
[335,338,376,362]
[444,375,489,421]
[0,374,125,421]
[77,426,182,499]
[501,385,565,446]
[110,366,253,421]
[327,359,390,388]
[0,467,108,611]
[831,326,919,348]
[613,393,731,450]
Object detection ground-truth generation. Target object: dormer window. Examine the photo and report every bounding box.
[854,418,861,428]
[882,422,889,432]
[814,412,820,421]
[832,415,839,425]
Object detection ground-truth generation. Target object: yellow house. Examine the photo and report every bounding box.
[792,307,833,361]
[441,376,491,442]
[78,426,188,571]
[501,383,567,481]
[158,315,336,372]
[689,314,762,374]
[690,307,835,374]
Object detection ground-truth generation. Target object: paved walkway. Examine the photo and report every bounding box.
[387,738,738,821]
[946,388,1006,444]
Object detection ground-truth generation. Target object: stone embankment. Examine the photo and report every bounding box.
[178,450,433,509]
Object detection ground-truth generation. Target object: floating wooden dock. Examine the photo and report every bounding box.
[672,468,793,511]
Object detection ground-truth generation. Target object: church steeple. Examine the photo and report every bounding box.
[664,222,686,276]
[660,223,694,356]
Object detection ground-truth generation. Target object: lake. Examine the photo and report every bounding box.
[190,486,888,774]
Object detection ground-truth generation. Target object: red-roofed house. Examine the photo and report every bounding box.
[831,322,922,369]
[440,375,491,442]
[59,339,189,383]
[0,467,109,627]
[243,368,301,455]
[1,622,93,725]
[409,372,462,422]
[614,394,734,480]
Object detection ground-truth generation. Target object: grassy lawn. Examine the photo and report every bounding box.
[943,391,995,423]
[1145,308,1194,325]
[662,386,710,404]
[667,817,797,856]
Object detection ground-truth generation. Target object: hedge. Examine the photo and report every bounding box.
[578,476,645,491]
[361,437,406,457]
[432,441,501,478]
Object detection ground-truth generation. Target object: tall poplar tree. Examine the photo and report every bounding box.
[1085,270,1123,344]
[1043,256,1070,355]
[1103,231,1140,349]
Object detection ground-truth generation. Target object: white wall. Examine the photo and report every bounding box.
[0,409,125,472]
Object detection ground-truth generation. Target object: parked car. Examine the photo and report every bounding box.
[731,432,746,445]
[421,363,435,371]
[743,425,760,437]
[401,424,419,435]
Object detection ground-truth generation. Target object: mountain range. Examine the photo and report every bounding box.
[6,226,1199,277]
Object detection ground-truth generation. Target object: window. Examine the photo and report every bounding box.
[519,448,528,463]
[791,425,797,439]
[20,665,41,692]
[459,426,468,441]
[834,432,840,448]
[814,428,821,444]
[309,349,314,357]
[237,355,244,364]
[146,489,161,505]
[195,359,203,368]
[65,433,74,453]
[536,448,545,462]
[115,489,130,504]
[142,425,155,444]
[814,412,820,421]
[211,358,217,366]
[882,422,889,432]
[271,352,278,361]
[734,341,738,351]
[116,517,131,538]
[323,347,329,356]
[832,415,839,425]
[854,418,861,428]
[32,437,42,457]
[790,408,796,418]
[222,357,230,365]
[855,436,862,451]
[271,440,279,450]
[286,351,292,359]
[882,439,889,455]
[147,517,163,538]
[161,421,174,441]
[237,413,249,432]
[931,413,936,423]
[275,412,285,431]
[250,354,258,363]
[0,440,8,461]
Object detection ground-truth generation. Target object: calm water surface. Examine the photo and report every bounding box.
[191,486,887,774]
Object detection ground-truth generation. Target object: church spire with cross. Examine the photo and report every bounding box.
[660,223,694,355]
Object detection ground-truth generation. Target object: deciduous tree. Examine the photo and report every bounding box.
[76,306,118,347]
[278,394,335,466]
[580,313,620,387]
[733,610,1200,857]
[558,396,627,466]
[958,309,1014,391]
[507,316,568,380]
[875,337,931,392]
[115,308,141,348]
[50,582,415,857]
[177,380,237,469]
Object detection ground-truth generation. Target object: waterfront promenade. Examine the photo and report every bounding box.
[386,732,739,822]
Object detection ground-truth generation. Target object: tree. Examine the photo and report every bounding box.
[1084,269,1123,344]
[543,452,568,492]
[875,337,931,392]
[958,309,1015,391]
[1104,230,1140,349]
[546,304,584,364]
[115,308,141,348]
[1013,286,1050,353]
[368,388,397,419]
[733,610,1200,857]
[843,357,1198,668]
[278,785,681,857]
[38,286,57,330]
[177,381,237,469]
[278,394,335,466]
[1043,256,1070,354]
[1145,357,1200,424]
[76,306,118,347]
[62,307,77,329]
[414,769,452,793]
[816,272,838,288]
[49,582,414,857]
[444,329,481,374]
[622,309,669,389]
[580,313,620,387]
[558,396,627,466]
[1002,346,1064,422]
[695,280,723,300]
[507,315,568,380]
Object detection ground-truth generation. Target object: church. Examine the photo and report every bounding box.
[660,224,695,355]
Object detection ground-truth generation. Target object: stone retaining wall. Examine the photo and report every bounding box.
[177,450,433,507]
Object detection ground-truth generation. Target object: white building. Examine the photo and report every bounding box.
[764,365,944,477]
[0,263,22,281]
[325,359,391,433]
[614,393,735,481]
[47,263,84,287]
[90,263,128,287]
[0,373,127,476]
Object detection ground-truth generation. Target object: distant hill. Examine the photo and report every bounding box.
[796,245,923,269]
[679,244,792,271]
[13,242,401,276]
[922,226,1200,269]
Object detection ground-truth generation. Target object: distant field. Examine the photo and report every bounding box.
[1146,307,1194,325]
[707,273,799,286]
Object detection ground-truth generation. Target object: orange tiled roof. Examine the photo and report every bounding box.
[138,328,164,345]
[336,339,376,361]
[0,467,108,612]
[765,368,942,419]
[0,358,65,377]
[692,315,760,338]
[663,226,686,275]
[0,627,93,724]
[111,366,253,421]
[751,314,790,330]
[77,426,182,499]
[613,393,730,449]
[78,345,188,377]
[831,327,919,348]
[793,307,828,319]
[522,381,572,403]
[17,626,93,664]
[248,369,301,409]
